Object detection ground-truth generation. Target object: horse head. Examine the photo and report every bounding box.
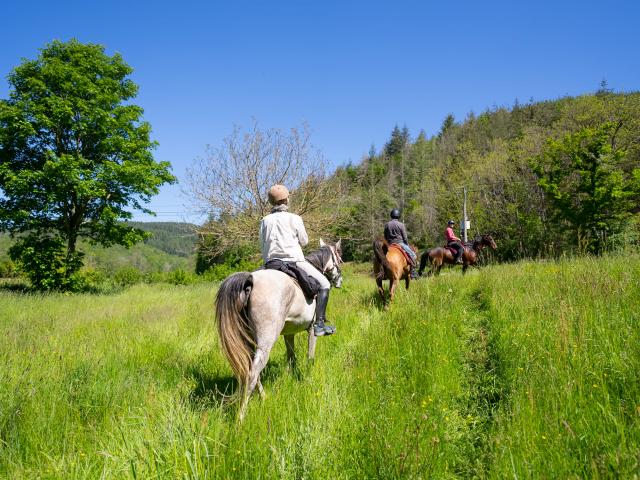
[482,234,497,250]
[318,238,343,288]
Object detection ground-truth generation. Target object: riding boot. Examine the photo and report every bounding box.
[455,249,464,264]
[410,262,419,279]
[314,289,336,337]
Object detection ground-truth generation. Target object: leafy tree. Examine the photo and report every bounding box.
[0,40,175,290]
[532,122,640,253]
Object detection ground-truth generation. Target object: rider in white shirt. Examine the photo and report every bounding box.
[259,184,336,336]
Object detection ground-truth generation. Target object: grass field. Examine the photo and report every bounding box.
[1,255,639,478]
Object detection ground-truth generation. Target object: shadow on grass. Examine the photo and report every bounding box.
[0,279,30,293]
[186,352,303,414]
[360,289,386,311]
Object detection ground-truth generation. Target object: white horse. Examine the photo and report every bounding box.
[215,239,343,420]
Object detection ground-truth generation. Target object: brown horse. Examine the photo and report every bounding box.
[372,239,414,305]
[418,234,497,276]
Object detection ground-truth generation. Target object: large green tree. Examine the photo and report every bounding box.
[532,122,640,253]
[0,40,175,289]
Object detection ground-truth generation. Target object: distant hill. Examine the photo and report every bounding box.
[129,221,198,258]
[0,221,198,274]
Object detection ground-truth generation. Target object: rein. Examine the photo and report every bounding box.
[306,246,342,280]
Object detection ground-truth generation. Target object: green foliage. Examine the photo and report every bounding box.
[113,266,142,287]
[532,122,640,253]
[0,39,175,290]
[200,258,262,281]
[330,92,640,261]
[195,236,259,275]
[0,258,17,278]
[129,221,197,257]
[384,124,410,157]
[8,235,83,290]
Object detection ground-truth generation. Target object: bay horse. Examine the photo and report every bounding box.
[372,239,415,305]
[418,234,497,276]
[215,239,342,421]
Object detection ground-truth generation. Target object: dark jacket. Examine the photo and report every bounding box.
[384,219,409,245]
[263,259,320,300]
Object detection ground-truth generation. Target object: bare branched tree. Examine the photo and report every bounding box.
[187,120,342,257]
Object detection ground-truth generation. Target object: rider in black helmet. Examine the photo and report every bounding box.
[445,220,464,264]
[384,209,418,278]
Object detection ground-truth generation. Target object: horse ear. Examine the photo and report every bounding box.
[319,238,326,247]
[336,239,342,250]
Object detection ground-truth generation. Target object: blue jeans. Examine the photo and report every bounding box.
[398,243,417,263]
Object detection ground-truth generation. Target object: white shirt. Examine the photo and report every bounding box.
[259,210,309,262]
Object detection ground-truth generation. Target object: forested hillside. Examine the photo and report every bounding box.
[129,221,197,257]
[329,89,640,261]
[0,222,196,280]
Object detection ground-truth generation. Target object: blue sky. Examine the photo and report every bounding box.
[2,0,639,222]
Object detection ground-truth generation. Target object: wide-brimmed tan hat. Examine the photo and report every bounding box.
[268,184,289,205]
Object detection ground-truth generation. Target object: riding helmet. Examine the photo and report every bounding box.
[390,209,401,219]
[447,219,455,226]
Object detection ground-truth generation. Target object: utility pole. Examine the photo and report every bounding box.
[462,186,468,242]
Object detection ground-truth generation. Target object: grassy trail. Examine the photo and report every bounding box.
[0,256,639,478]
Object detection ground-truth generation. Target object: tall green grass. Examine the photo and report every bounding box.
[0,256,638,478]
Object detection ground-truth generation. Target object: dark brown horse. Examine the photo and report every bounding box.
[418,234,497,276]
[373,239,415,305]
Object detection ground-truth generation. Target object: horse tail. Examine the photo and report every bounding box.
[418,249,430,276]
[373,239,392,279]
[215,272,255,399]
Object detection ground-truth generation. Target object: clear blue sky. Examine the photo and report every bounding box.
[2,0,639,222]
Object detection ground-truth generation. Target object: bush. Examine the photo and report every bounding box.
[200,259,261,281]
[9,235,83,291]
[0,259,18,278]
[113,266,142,287]
[76,268,112,292]
[167,269,197,285]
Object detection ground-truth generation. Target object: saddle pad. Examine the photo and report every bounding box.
[388,243,412,264]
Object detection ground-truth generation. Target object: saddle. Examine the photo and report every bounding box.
[445,244,468,255]
[263,259,320,301]
[388,243,413,265]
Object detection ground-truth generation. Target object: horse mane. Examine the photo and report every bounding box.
[305,246,332,271]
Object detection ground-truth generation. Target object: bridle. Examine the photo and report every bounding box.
[324,245,343,286]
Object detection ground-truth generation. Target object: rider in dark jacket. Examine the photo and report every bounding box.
[384,209,418,278]
[445,220,464,264]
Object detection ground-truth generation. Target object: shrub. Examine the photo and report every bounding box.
[0,259,17,278]
[200,259,261,281]
[8,236,83,291]
[113,267,142,287]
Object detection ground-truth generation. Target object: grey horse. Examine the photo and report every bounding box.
[215,239,343,420]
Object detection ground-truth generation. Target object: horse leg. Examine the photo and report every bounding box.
[239,345,272,421]
[405,272,410,290]
[284,334,296,370]
[418,252,428,276]
[376,276,385,303]
[389,278,398,303]
[257,380,266,400]
[307,326,317,360]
